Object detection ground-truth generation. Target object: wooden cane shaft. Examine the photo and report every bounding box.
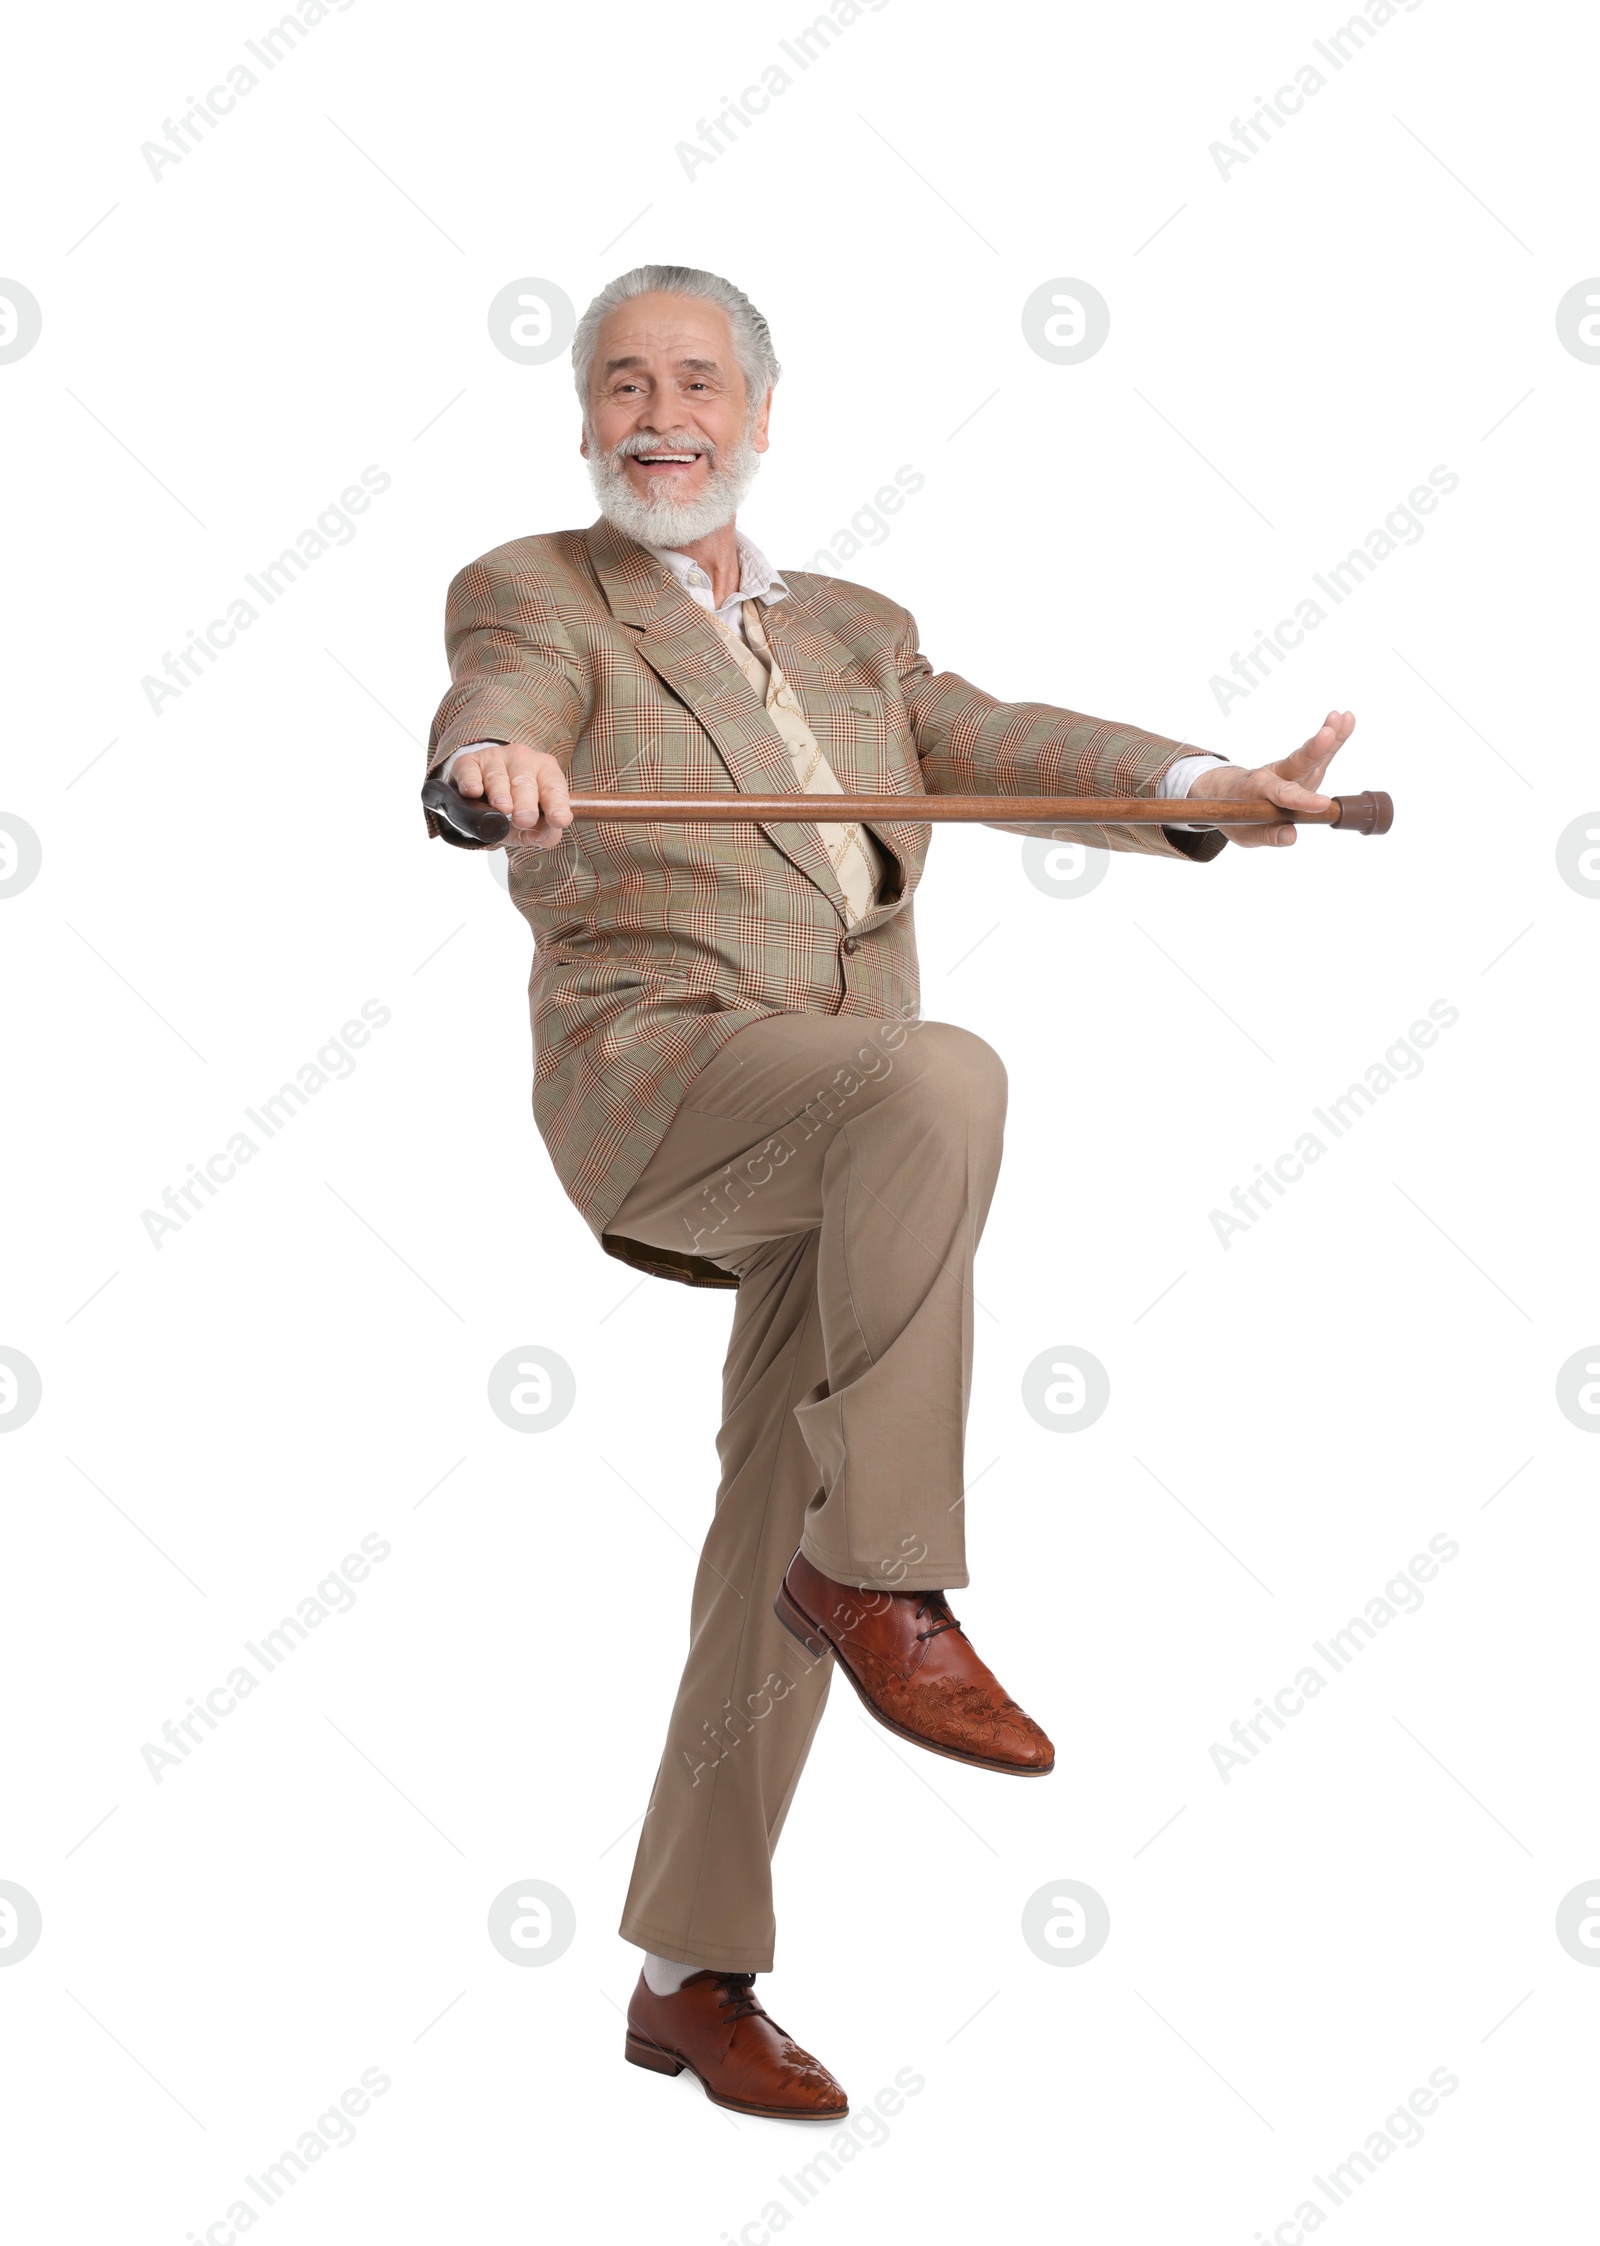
[568,794,1337,827]
[420,774,1392,845]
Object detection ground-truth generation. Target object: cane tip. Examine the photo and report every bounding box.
[1333,790,1394,835]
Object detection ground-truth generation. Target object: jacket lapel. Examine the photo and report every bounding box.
[584,519,852,920]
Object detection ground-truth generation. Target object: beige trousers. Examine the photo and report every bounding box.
[610,1011,1007,1972]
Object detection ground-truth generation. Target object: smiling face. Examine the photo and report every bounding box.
[580,291,772,546]
[583,290,770,494]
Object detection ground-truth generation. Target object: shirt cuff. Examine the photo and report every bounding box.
[1159,751,1229,832]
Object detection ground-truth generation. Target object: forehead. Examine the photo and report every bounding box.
[592,291,740,375]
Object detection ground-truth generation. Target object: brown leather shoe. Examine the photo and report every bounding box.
[625,1970,848,2120]
[774,1548,1055,1776]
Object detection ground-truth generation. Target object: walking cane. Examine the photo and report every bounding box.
[421,776,1394,848]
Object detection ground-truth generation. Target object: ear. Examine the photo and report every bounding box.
[749,385,774,456]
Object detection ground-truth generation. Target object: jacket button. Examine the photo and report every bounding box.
[841,934,861,956]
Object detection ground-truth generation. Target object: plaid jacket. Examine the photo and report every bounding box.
[426,518,1224,1288]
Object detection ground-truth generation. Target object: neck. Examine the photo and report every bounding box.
[665,519,741,605]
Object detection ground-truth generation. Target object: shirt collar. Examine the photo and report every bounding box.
[646,531,788,616]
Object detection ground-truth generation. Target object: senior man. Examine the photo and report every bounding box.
[425,263,1353,2120]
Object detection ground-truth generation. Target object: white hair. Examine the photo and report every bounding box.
[572,265,780,419]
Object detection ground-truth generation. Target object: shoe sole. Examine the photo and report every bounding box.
[773,1580,1055,1778]
[624,2031,848,2120]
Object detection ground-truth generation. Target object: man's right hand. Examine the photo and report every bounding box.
[450,743,573,849]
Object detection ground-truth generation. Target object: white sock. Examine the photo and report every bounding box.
[644,1952,736,1995]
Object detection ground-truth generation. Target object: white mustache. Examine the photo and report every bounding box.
[614,432,716,461]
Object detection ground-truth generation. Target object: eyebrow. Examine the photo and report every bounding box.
[601,353,725,378]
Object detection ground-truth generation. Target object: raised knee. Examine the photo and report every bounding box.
[906,1023,1008,1123]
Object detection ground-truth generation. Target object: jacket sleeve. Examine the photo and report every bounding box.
[422,552,589,847]
[893,608,1226,863]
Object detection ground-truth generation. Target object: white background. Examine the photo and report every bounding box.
[3,1,1597,2239]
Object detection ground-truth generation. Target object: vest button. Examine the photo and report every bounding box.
[841,935,861,956]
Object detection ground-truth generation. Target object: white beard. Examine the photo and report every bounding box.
[586,426,762,548]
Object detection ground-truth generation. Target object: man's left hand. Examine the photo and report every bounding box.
[1187,710,1356,849]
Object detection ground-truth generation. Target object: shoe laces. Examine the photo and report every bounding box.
[712,1972,765,2022]
[914,1591,962,1642]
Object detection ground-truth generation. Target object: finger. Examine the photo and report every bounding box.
[1281,714,1352,791]
[1269,741,1328,790]
[1251,763,1330,810]
[1302,711,1353,761]
[1305,720,1354,789]
[1264,776,1335,813]
[536,757,573,832]
[1290,720,1339,768]
[478,748,514,812]
[1227,818,1297,847]
[507,758,546,829]
[452,752,485,798]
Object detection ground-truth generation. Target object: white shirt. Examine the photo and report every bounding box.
[647,530,788,635]
[441,532,1223,808]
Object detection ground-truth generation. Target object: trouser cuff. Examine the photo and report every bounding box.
[619,1918,775,1975]
[798,1539,970,1594]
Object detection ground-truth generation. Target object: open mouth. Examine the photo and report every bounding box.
[629,450,707,475]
